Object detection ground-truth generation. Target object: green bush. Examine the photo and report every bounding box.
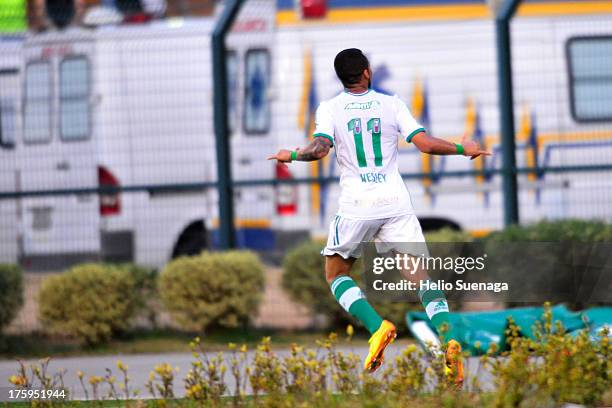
[115,263,159,328]
[485,219,612,242]
[0,264,23,334]
[38,263,137,345]
[282,240,414,332]
[158,251,265,332]
[483,220,612,309]
[424,227,473,242]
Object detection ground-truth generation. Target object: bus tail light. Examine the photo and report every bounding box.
[301,0,326,18]
[276,163,297,216]
[98,166,121,216]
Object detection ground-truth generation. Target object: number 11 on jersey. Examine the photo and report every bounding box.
[348,117,383,168]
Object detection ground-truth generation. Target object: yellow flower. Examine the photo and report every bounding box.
[240,344,248,353]
[8,375,26,386]
[187,384,202,398]
[76,371,84,379]
[405,344,418,354]
[88,376,102,385]
[346,324,354,338]
[117,360,127,371]
[154,363,172,376]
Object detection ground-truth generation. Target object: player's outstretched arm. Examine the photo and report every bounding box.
[267,136,332,163]
[411,131,491,160]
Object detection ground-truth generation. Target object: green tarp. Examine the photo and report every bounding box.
[0,0,26,33]
[406,305,612,355]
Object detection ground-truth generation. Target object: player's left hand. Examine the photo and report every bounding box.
[461,134,491,160]
[267,149,294,163]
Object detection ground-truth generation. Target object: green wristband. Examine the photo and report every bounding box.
[455,143,465,155]
[290,151,298,161]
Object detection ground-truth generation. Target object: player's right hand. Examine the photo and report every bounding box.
[461,134,491,160]
[267,149,294,163]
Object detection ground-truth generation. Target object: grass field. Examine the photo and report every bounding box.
[0,393,498,408]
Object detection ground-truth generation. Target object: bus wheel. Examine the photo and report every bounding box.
[172,221,208,258]
[419,217,461,232]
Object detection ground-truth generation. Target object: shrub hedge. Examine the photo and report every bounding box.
[282,220,612,331]
[424,227,473,242]
[282,240,414,332]
[486,219,612,242]
[38,263,137,345]
[115,263,159,328]
[158,251,265,333]
[0,264,23,334]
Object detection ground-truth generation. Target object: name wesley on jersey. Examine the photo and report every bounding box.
[360,172,387,183]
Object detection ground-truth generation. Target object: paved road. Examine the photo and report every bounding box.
[0,346,491,401]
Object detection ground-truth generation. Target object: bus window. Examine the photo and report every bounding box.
[60,57,91,141]
[24,62,52,144]
[244,49,270,135]
[567,36,612,122]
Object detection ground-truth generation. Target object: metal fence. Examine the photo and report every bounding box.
[1,0,612,272]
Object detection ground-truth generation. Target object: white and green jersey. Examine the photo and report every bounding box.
[314,89,424,220]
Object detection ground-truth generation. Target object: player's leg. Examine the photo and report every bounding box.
[409,254,463,385]
[377,214,463,384]
[322,216,396,372]
[325,254,383,334]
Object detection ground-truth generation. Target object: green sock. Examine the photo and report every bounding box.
[418,280,452,342]
[330,275,383,335]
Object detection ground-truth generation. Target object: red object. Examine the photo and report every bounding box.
[276,163,297,216]
[301,0,327,18]
[98,166,121,216]
[123,13,153,24]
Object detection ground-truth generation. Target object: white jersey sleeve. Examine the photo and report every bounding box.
[313,101,335,146]
[393,95,425,143]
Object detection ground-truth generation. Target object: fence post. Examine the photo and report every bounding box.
[494,0,521,226]
[212,0,245,249]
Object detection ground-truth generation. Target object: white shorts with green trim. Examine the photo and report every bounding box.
[322,213,429,259]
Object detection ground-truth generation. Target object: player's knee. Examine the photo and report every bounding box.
[326,269,348,284]
[325,263,351,283]
[325,254,354,284]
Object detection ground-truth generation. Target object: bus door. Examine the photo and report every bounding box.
[226,1,277,249]
[0,65,20,263]
[19,40,100,269]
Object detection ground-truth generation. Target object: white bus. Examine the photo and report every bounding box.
[15,1,276,269]
[277,9,612,236]
[0,36,22,264]
[4,1,612,269]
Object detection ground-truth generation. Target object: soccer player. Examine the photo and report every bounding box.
[268,49,490,383]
